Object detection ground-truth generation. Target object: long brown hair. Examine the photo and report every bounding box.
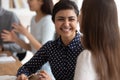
[81,0,120,80]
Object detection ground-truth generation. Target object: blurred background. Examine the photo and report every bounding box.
[0,0,119,28]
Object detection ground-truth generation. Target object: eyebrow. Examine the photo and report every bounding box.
[56,16,76,19]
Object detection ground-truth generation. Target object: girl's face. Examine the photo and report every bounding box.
[54,9,78,39]
[27,0,43,11]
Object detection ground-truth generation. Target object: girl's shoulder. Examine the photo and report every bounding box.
[74,49,97,80]
[41,15,52,22]
[77,50,92,63]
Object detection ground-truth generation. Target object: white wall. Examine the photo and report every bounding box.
[9,9,35,27]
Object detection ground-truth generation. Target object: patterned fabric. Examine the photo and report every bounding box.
[17,32,83,80]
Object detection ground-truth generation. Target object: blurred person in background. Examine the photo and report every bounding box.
[0,7,26,61]
[1,0,55,80]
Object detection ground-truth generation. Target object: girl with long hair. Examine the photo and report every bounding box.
[74,0,120,80]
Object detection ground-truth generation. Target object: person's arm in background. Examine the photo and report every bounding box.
[1,29,31,51]
[1,15,42,52]
[11,23,42,51]
[40,16,55,44]
[1,11,26,53]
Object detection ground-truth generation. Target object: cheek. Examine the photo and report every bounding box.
[55,22,61,29]
[30,2,40,7]
[71,22,78,30]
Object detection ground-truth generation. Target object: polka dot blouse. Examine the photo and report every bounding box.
[17,32,83,80]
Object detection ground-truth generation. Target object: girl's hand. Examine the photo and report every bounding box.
[12,23,29,36]
[37,70,52,80]
[17,74,28,80]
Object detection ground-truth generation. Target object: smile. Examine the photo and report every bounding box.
[60,27,72,32]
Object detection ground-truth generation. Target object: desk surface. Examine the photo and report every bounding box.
[0,51,22,75]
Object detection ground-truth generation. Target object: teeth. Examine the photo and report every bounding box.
[63,28,69,31]
[62,27,70,32]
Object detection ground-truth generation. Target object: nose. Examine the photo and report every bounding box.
[63,19,70,27]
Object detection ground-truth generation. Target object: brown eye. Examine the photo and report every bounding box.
[69,19,75,21]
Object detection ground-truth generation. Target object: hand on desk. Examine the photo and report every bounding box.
[17,71,52,80]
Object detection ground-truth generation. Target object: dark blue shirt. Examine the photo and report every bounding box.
[17,32,83,80]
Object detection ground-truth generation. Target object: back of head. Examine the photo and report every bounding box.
[52,0,79,22]
[81,0,120,79]
[81,0,119,50]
